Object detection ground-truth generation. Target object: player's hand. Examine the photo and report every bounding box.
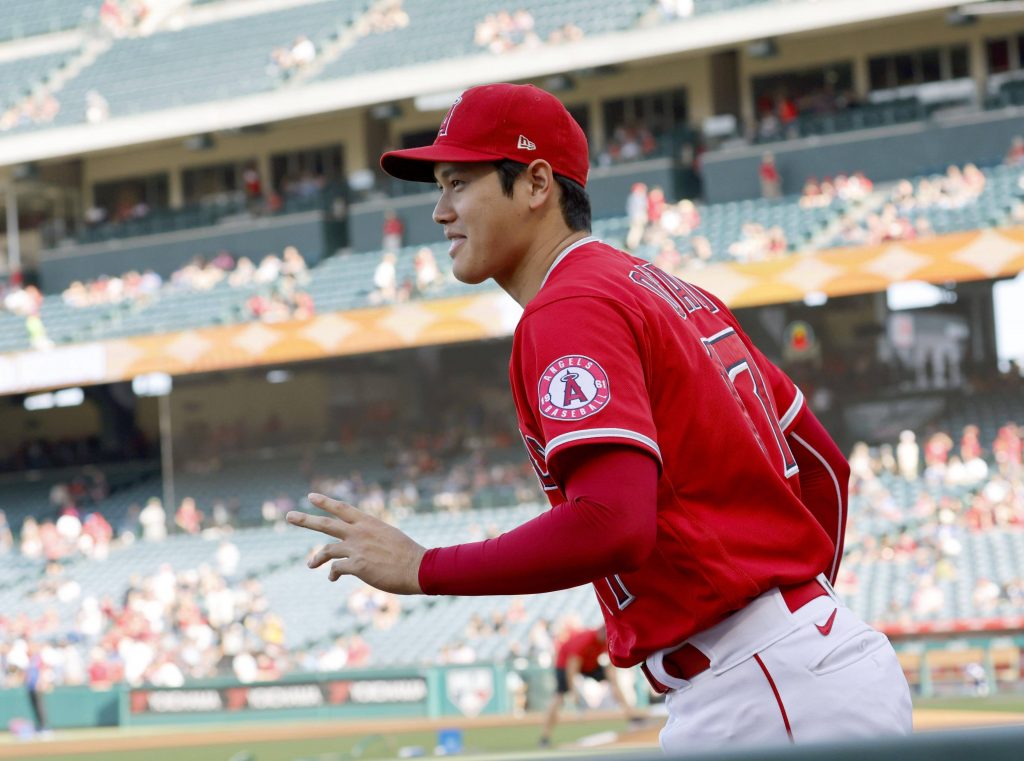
[286,493,426,595]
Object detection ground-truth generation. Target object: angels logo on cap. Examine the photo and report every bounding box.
[538,355,610,420]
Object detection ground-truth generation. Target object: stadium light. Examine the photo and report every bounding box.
[886,281,956,311]
[803,291,828,307]
[54,387,85,407]
[132,372,173,397]
[24,393,54,411]
[23,387,85,411]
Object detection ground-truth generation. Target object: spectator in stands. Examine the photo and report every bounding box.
[382,210,405,251]
[897,430,920,481]
[759,152,781,199]
[413,246,442,294]
[253,254,282,285]
[216,539,241,579]
[118,504,141,544]
[85,90,110,124]
[371,252,399,304]
[267,46,294,77]
[0,509,12,554]
[139,497,167,542]
[19,517,42,559]
[282,246,309,283]
[229,257,256,288]
[727,223,787,262]
[365,0,410,33]
[346,634,371,666]
[658,0,694,20]
[994,423,1022,477]
[1006,136,1024,167]
[290,35,316,67]
[625,182,648,250]
[603,124,657,166]
[961,425,983,462]
[972,577,1001,613]
[175,497,203,535]
[25,313,52,351]
[317,636,350,671]
[243,164,263,214]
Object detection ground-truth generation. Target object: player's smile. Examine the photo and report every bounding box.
[445,230,466,257]
[433,161,527,287]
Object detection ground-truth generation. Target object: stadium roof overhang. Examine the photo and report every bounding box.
[0,0,961,168]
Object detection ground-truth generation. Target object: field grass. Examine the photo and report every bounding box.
[4,695,1024,761]
[0,716,639,761]
[913,694,1024,713]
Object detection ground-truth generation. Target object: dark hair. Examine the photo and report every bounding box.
[493,159,591,233]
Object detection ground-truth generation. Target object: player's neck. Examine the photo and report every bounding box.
[497,228,589,307]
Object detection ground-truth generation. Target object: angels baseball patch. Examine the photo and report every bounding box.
[538,355,610,420]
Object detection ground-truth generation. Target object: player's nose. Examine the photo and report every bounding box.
[432,193,455,226]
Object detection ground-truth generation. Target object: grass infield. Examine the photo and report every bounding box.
[2,695,1023,761]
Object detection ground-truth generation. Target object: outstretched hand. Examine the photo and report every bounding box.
[287,493,427,595]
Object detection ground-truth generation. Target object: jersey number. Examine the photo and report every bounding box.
[702,328,798,479]
[599,574,635,612]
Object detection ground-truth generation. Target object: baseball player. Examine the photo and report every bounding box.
[539,624,641,747]
[287,83,912,752]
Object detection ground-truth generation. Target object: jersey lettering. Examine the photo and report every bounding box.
[701,328,798,479]
[628,263,719,320]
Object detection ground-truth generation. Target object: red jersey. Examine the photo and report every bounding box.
[509,238,835,666]
[556,628,605,672]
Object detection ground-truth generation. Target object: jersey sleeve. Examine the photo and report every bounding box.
[513,296,661,474]
[691,285,805,433]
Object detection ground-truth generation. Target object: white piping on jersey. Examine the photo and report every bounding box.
[703,326,735,343]
[779,388,805,432]
[538,235,599,291]
[791,432,844,584]
[544,428,662,464]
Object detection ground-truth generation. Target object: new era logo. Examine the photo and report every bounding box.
[517,134,536,151]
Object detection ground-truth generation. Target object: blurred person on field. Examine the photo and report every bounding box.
[538,624,641,747]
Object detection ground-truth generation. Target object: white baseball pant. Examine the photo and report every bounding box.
[647,575,913,754]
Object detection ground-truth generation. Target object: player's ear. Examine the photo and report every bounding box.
[524,159,554,210]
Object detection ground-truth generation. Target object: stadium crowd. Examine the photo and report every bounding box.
[1,381,1022,692]
[473,9,583,54]
[832,163,987,247]
[837,415,1024,626]
[58,245,313,322]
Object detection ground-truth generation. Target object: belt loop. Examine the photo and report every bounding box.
[644,648,692,694]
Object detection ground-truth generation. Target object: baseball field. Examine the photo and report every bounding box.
[2,697,1023,761]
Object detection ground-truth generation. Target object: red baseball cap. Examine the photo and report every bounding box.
[380,83,589,187]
